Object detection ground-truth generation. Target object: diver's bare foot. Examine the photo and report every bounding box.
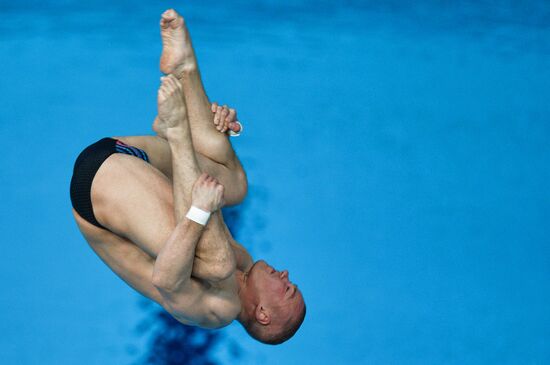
[153,75,188,138]
[160,9,197,77]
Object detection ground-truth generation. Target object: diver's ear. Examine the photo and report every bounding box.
[255,305,271,325]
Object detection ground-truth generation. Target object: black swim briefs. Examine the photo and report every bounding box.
[69,137,150,230]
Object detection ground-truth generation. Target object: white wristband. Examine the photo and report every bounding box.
[186,206,211,226]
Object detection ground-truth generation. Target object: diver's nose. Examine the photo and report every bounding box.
[280,270,289,281]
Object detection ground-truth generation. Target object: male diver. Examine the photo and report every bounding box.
[70,9,305,344]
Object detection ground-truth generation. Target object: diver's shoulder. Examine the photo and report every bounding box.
[199,295,241,329]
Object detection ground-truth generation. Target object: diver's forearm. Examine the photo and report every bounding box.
[152,218,204,291]
[165,127,236,280]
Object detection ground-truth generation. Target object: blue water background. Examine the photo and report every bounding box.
[1,1,549,364]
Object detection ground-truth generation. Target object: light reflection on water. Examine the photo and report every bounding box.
[1,1,549,364]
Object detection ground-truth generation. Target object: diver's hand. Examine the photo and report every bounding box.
[191,173,225,212]
[211,102,240,134]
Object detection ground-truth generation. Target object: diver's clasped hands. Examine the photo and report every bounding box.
[211,102,237,133]
[211,102,242,136]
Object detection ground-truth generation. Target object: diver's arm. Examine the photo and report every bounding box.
[152,218,204,292]
[167,126,236,281]
[231,241,254,272]
[151,218,237,329]
[152,173,224,290]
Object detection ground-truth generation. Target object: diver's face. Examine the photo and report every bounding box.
[248,260,303,310]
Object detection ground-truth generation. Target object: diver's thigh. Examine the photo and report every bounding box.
[114,135,247,205]
[72,208,165,305]
[90,153,176,258]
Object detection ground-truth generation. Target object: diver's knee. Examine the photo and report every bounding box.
[235,169,248,202]
[225,169,248,205]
